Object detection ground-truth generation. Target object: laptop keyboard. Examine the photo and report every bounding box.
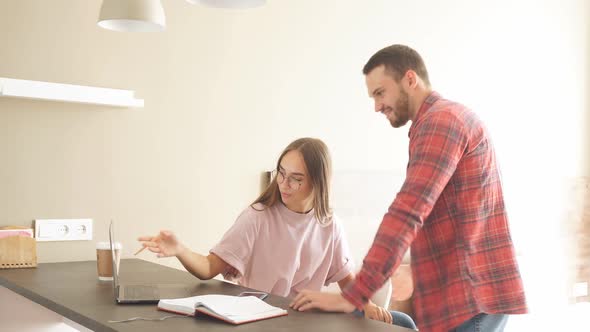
[122,285,159,299]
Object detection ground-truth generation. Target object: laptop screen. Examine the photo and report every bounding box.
[108,221,120,295]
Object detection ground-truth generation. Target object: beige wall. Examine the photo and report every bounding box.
[0,0,413,265]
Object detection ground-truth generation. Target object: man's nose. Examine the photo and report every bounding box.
[374,101,383,113]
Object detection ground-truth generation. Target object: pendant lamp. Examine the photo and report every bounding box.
[98,0,166,32]
[186,0,266,9]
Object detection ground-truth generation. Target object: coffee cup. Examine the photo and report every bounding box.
[96,241,121,281]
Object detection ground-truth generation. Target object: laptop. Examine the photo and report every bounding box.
[109,221,192,303]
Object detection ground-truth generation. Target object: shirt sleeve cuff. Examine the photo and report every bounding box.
[342,280,371,310]
[209,247,245,278]
[324,257,355,285]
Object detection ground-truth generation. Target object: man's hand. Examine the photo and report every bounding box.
[364,301,393,324]
[289,290,356,313]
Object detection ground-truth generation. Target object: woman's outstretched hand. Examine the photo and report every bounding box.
[137,231,185,258]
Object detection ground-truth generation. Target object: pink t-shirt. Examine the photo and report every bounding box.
[210,202,354,298]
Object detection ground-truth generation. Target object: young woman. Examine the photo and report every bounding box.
[138,137,416,329]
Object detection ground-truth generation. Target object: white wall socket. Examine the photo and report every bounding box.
[35,219,93,241]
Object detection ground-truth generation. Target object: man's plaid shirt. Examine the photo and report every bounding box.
[343,92,527,331]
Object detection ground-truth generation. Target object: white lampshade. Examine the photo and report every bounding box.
[186,0,266,9]
[98,0,166,32]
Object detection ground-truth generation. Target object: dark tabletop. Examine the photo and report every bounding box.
[0,259,411,331]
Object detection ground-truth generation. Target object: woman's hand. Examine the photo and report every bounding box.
[289,290,355,313]
[137,231,185,258]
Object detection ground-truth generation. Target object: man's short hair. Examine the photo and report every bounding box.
[363,44,431,86]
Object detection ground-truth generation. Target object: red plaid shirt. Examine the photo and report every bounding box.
[342,92,527,331]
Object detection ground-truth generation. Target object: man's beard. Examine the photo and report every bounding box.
[390,89,410,128]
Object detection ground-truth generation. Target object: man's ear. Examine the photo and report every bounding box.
[404,70,418,88]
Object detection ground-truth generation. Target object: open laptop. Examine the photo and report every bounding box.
[109,221,192,303]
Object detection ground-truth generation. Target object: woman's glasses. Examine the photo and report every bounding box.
[271,169,304,191]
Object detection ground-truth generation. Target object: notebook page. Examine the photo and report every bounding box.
[196,295,280,317]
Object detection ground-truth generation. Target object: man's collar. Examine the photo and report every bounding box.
[409,91,441,136]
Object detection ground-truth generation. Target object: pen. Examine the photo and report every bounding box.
[134,246,146,256]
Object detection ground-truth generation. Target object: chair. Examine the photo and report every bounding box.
[389,263,414,317]
[321,273,392,308]
[369,279,393,308]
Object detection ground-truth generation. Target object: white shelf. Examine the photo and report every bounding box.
[0,77,144,108]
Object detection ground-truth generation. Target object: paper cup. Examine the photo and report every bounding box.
[96,241,122,281]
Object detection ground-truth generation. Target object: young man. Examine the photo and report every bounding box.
[290,45,528,331]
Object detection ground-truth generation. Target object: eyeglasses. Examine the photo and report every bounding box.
[271,169,304,191]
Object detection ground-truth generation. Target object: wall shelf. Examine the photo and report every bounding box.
[0,77,144,108]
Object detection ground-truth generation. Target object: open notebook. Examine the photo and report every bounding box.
[158,294,288,325]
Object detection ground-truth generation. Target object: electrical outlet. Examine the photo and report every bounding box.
[35,219,93,241]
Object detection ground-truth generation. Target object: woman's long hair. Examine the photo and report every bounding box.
[251,137,332,225]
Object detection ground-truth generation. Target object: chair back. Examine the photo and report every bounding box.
[370,280,392,308]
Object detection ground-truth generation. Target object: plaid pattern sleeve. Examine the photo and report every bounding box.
[342,92,527,331]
